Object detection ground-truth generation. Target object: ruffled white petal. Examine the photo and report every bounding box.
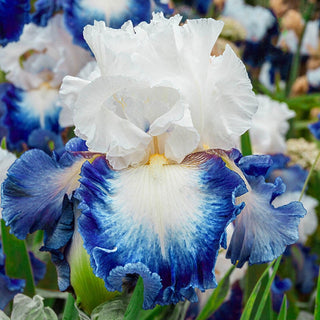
[73,75,199,168]
[59,61,101,127]
[250,95,295,154]
[64,13,256,168]
[200,45,257,149]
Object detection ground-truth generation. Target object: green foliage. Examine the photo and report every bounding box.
[196,265,236,320]
[124,277,144,320]
[277,295,287,320]
[1,220,35,298]
[240,257,281,320]
[62,294,79,320]
[241,130,252,156]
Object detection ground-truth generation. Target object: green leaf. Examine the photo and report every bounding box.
[244,264,268,304]
[277,295,287,320]
[1,220,35,297]
[62,294,79,320]
[314,269,320,320]
[1,137,6,150]
[241,131,252,156]
[196,265,236,320]
[251,275,272,320]
[240,257,281,320]
[285,2,315,97]
[253,257,281,320]
[139,305,169,320]
[123,277,144,320]
[0,69,6,83]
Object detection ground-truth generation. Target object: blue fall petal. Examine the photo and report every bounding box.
[266,154,308,193]
[194,0,212,15]
[31,0,63,26]
[211,282,243,320]
[309,115,320,140]
[1,84,61,152]
[0,243,25,310]
[224,150,307,268]
[153,0,174,16]
[1,138,91,239]
[28,252,46,285]
[0,0,30,46]
[290,244,319,294]
[40,196,74,291]
[62,0,171,49]
[77,152,246,309]
[28,128,64,155]
[271,276,291,313]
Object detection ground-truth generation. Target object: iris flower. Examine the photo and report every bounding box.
[249,95,295,155]
[2,14,306,310]
[0,14,92,151]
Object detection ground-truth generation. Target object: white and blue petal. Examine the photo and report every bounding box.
[1,84,61,152]
[223,151,307,267]
[80,15,257,154]
[76,151,246,309]
[1,138,95,239]
[0,0,30,46]
[62,0,171,49]
[152,0,174,16]
[72,75,200,169]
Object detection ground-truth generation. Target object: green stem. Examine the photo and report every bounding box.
[241,130,252,156]
[285,2,315,97]
[299,150,320,202]
[62,293,79,320]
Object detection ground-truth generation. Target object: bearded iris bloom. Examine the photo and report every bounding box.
[1,13,306,310]
[0,13,92,151]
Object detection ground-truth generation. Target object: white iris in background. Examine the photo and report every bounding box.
[249,95,295,155]
[0,14,92,91]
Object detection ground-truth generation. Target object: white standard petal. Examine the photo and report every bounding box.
[73,76,151,169]
[73,75,199,168]
[250,95,295,154]
[200,45,257,149]
[75,14,256,169]
[59,61,101,127]
[0,149,16,219]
